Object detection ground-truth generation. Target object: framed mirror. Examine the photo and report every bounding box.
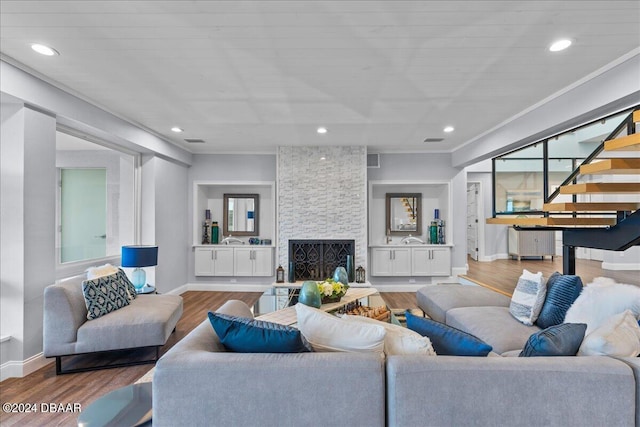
[223,194,259,236]
[386,193,421,235]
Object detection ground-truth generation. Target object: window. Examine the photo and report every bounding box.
[56,131,137,275]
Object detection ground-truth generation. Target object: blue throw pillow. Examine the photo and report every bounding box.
[208,312,310,353]
[405,310,493,356]
[519,323,587,357]
[536,273,583,329]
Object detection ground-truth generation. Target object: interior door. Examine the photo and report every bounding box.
[60,168,107,263]
[467,183,479,261]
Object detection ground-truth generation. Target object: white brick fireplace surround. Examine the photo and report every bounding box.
[277,146,367,271]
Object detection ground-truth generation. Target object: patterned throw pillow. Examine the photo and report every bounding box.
[536,273,583,329]
[116,268,137,300]
[82,274,131,320]
[509,269,547,326]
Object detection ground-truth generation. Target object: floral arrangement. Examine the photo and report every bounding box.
[317,278,349,302]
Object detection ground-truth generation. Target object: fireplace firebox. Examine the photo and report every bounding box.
[288,239,355,281]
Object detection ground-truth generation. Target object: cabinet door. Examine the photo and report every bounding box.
[429,248,451,276]
[213,247,235,276]
[252,248,273,276]
[411,248,431,276]
[371,248,393,276]
[194,248,214,276]
[233,248,254,276]
[392,248,412,276]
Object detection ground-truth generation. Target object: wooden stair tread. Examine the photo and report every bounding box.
[543,202,640,212]
[559,182,640,194]
[605,133,640,151]
[580,158,640,175]
[634,109,640,123]
[486,217,616,226]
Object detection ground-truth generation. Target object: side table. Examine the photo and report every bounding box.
[77,382,152,426]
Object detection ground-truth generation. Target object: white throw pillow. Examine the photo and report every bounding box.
[564,277,640,334]
[509,269,547,326]
[295,303,386,353]
[341,314,436,356]
[578,310,640,357]
[86,263,119,279]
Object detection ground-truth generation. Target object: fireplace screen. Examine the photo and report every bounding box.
[288,239,355,281]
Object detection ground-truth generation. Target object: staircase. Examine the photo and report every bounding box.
[487,108,640,274]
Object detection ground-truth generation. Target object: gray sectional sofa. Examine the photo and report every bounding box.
[43,275,183,374]
[153,291,639,427]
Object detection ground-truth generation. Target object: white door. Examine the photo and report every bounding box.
[430,248,452,276]
[371,248,393,276]
[234,248,254,276]
[213,247,235,276]
[252,248,273,276]
[467,183,479,261]
[194,248,214,276]
[392,248,412,276]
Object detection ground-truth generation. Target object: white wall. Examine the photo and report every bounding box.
[1,104,56,380]
[467,171,508,261]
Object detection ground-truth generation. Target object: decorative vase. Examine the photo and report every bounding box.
[333,266,349,286]
[298,281,321,308]
[346,255,355,282]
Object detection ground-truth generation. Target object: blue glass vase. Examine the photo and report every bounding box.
[298,281,321,308]
[333,267,349,286]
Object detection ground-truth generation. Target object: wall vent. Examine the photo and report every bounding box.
[423,138,444,143]
[367,153,380,168]
[184,138,205,144]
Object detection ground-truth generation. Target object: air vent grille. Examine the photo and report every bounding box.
[423,138,444,143]
[367,153,380,168]
[184,138,205,144]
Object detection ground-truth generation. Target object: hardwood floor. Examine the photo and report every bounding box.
[1,258,635,426]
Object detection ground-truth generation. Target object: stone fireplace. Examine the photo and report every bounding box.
[288,239,354,281]
[277,146,367,271]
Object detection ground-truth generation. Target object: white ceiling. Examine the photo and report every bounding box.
[1,1,639,155]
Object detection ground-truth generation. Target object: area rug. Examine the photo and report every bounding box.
[135,367,155,384]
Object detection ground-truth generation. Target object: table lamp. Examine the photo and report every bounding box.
[121,245,158,290]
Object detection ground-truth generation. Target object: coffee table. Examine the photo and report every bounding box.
[77,382,152,427]
[255,287,379,325]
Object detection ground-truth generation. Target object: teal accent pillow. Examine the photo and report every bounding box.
[82,274,131,320]
[208,312,311,353]
[536,273,583,329]
[405,311,493,356]
[519,323,587,357]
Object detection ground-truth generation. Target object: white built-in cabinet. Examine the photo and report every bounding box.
[370,246,451,277]
[411,247,451,276]
[234,247,273,276]
[371,248,411,276]
[195,246,273,277]
[193,180,275,278]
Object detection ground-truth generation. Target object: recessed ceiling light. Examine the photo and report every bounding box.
[320,156,326,161]
[317,127,327,134]
[549,39,572,52]
[171,127,183,133]
[443,126,455,133]
[31,43,59,56]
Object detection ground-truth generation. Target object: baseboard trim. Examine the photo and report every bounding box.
[1,352,52,381]
[479,253,509,262]
[601,262,640,271]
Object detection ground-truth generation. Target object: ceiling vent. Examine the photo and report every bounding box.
[184,138,205,144]
[423,138,444,143]
[367,153,380,168]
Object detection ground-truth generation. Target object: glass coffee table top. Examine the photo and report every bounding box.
[77,382,152,427]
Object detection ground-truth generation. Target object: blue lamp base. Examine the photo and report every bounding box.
[131,267,146,291]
